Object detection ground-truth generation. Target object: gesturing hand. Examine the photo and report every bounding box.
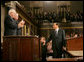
[20,20,25,25]
[18,20,25,28]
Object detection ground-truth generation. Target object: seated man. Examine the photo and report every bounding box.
[40,37,47,61]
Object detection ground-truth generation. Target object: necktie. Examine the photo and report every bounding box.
[55,30,58,36]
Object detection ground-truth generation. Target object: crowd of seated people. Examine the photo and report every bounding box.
[65,11,83,22]
[27,10,83,23]
[65,32,83,39]
[33,11,83,22]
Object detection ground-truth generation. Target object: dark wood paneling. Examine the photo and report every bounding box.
[67,36,83,51]
[32,38,40,60]
[2,36,40,61]
[20,38,32,61]
[2,38,9,61]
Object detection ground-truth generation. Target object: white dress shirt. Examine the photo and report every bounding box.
[55,28,59,35]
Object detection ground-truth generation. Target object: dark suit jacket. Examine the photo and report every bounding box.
[16,21,22,35]
[4,15,18,36]
[47,29,66,52]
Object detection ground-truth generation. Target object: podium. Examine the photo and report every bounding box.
[2,36,40,61]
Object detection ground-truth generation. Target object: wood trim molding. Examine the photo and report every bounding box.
[16,2,37,27]
[40,27,83,30]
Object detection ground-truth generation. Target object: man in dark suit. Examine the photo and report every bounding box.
[40,37,47,61]
[47,23,66,58]
[13,13,25,35]
[4,9,25,36]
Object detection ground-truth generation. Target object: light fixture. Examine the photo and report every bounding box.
[45,1,52,3]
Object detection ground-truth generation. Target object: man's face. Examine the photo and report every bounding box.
[40,37,45,43]
[53,23,58,29]
[14,13,19,20]
[10,12,16,18]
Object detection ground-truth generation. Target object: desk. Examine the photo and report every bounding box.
[46,57,83,61]
[68,50,83,57]
[65,36,83,57]
[66,36,83,51]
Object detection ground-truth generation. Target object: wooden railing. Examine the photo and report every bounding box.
[66,36,83,51]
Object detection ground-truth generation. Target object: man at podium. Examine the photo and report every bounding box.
[4,9,25,36]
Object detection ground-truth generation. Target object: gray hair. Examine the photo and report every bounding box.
[8,9,16,15]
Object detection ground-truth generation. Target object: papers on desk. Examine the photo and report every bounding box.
[68,50,83,57]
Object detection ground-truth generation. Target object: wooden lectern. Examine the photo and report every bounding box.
[2,36,40,61]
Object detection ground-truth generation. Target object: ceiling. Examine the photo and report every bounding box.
[18,1,83,13]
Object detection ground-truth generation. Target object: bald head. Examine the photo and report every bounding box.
[13,13,19,20]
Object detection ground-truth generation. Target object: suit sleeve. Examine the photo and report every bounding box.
[62,30,66,47]
[17,28,22,35]
[5,16,18,29]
